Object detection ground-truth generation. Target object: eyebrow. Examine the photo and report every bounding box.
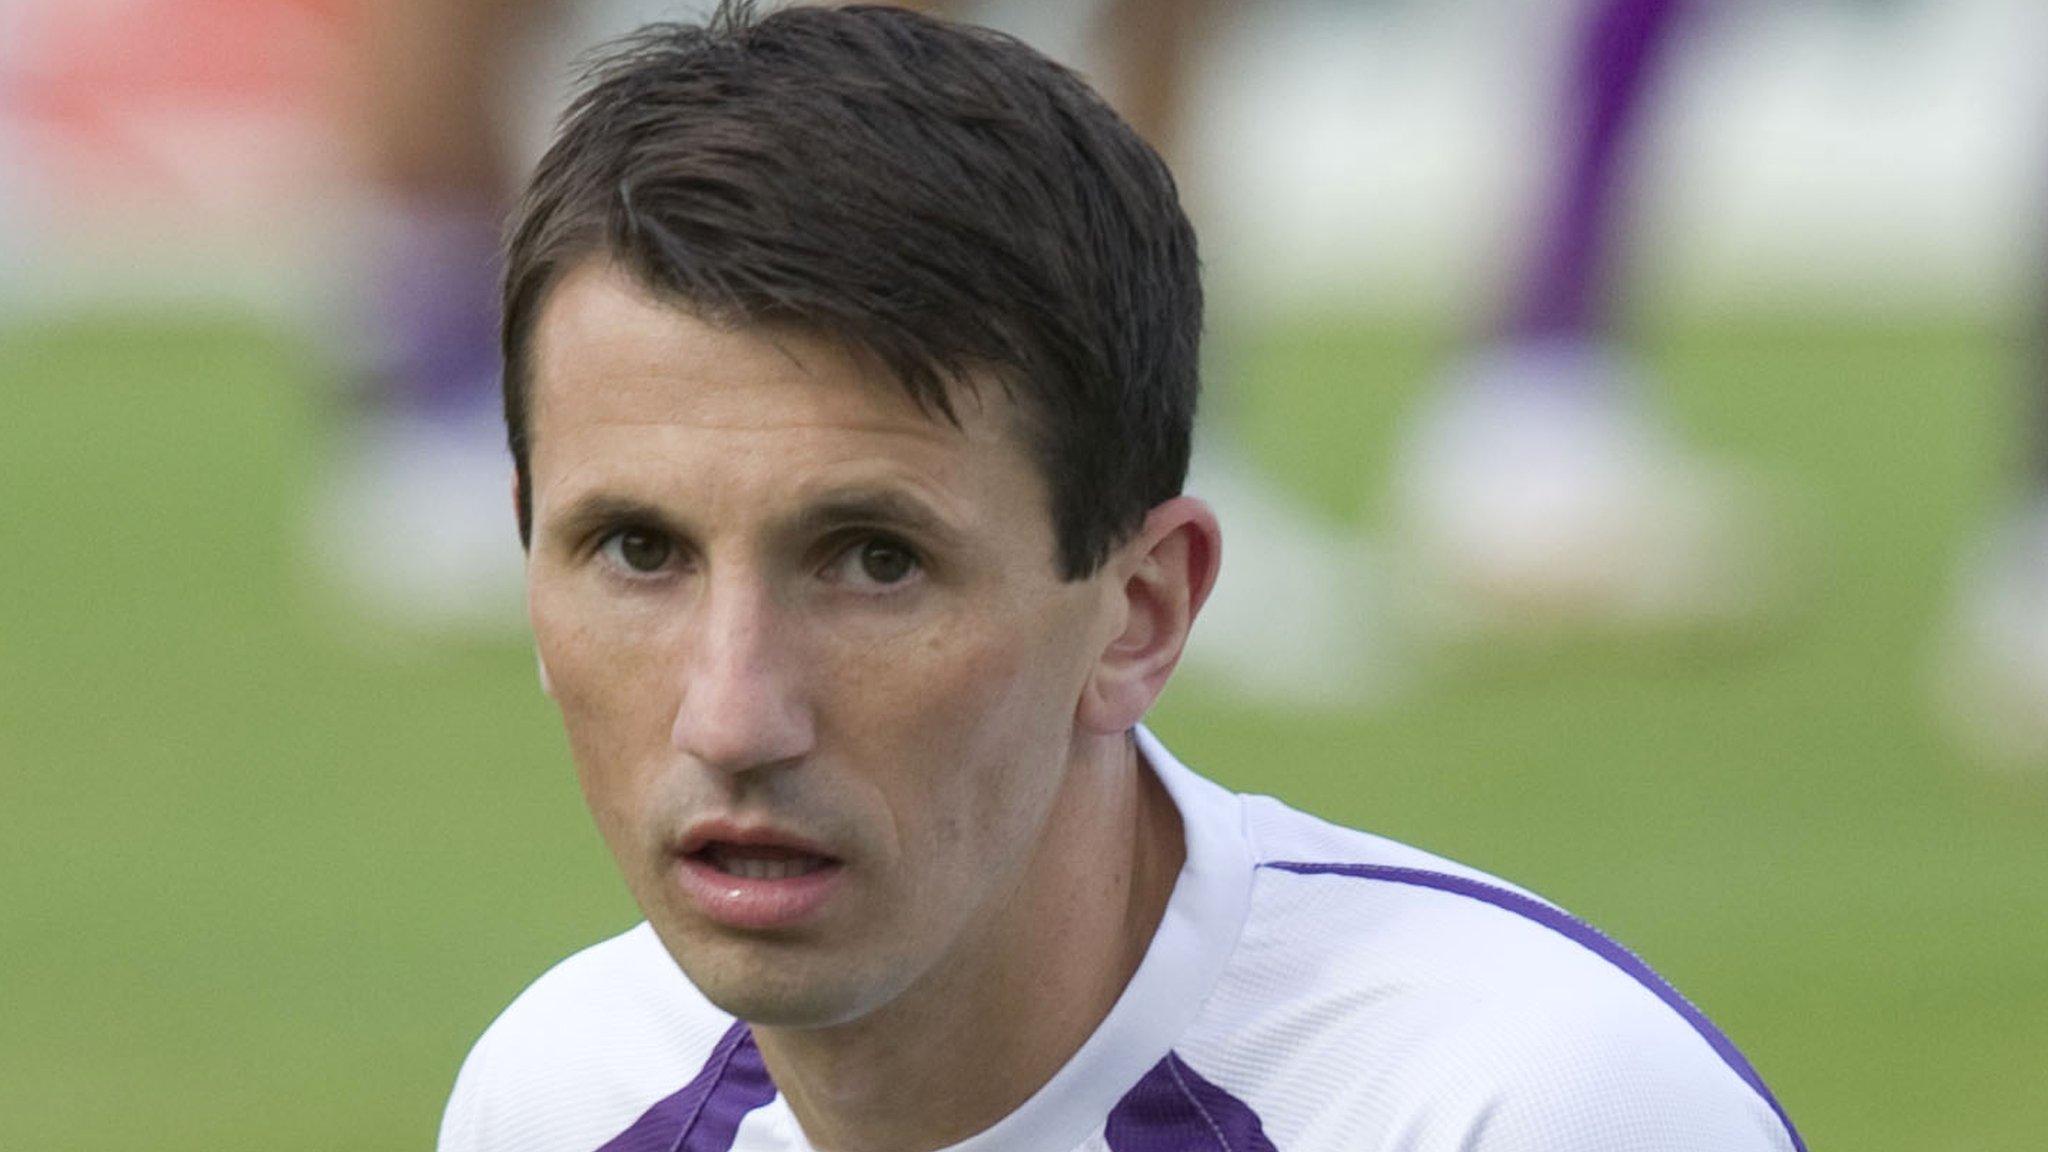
[544,494,687,549]
[790,489,965,549]
[541,487,965,553]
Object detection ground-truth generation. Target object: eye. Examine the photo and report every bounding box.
[858,539,918,584]
[827,536,922,589]
[599,528,676,576]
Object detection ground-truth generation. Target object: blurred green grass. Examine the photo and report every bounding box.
[3,310,2043,1149]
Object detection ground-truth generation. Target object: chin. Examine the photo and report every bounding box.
[662,928,906,1031]
[692,966,900,1031]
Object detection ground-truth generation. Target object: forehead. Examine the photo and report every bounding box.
[524,261,1039,525]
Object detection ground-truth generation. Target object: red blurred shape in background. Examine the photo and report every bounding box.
[0,0,359,219]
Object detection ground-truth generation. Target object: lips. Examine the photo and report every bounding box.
[671,822,848,930]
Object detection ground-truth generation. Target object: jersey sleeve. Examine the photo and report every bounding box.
[434,1002,583,1152]
[1384,991,1799,1152]
[435,1025,496,1152]
[430,924,740,1152]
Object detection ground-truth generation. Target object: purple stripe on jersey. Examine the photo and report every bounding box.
[1105,1051,1277,1152]
[1263,861,1806,1152]
[594,1021,777,1152]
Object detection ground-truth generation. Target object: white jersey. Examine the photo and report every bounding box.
[440,728,1804,1152]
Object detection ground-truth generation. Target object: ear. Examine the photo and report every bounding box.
[1078,495,1222,734]
[536,648,557,699]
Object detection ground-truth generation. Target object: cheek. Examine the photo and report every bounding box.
[834,606,1081,867]
[841,613,1031,748]
[530,578,678,834]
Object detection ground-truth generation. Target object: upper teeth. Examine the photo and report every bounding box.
[710,851,824,880]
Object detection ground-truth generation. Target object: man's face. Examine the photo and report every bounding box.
[523,261,1117,1027]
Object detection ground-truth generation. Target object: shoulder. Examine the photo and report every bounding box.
[1180,795,1802,1151]
[437,923,738,1152]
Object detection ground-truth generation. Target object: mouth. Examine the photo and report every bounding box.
[671,824,848,931]
[687,841,839,881]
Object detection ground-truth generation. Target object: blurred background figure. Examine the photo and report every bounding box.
[1394,0,1780,636]
[313,0,554,635]
[1390,0,2048,760]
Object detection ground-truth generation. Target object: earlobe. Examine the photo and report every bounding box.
[1078,496,1221,733]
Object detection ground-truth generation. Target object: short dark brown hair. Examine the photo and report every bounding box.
[502,1,1202,578]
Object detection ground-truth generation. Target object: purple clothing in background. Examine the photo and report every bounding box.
[1509,0,1693,343]
[371,202,504,421]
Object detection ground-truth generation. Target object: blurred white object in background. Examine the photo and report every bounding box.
[1936,502,2048,765]
[1391,339,1779,635]
[309,401,530,640]
[1179,445,1400,707]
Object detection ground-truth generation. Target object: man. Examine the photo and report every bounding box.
[441,4,1805,1149]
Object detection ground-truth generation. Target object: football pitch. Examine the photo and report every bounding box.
[4,308,2044,1149]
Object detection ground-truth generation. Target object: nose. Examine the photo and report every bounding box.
[670,576,816,775]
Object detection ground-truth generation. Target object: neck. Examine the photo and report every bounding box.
[751,731,1184,1152]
